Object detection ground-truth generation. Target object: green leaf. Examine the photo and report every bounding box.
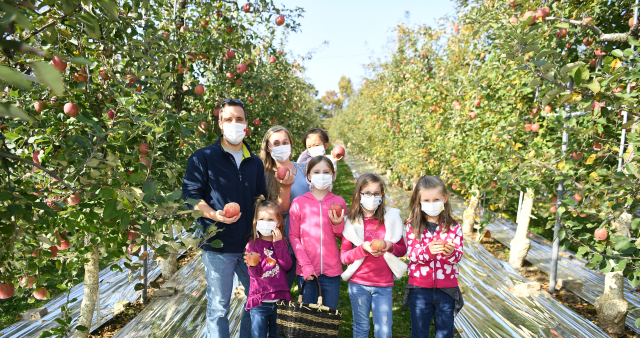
[77,14,101,40]
[0,103,34,121]
[103,199,118,219]
[7,204,23,215]
[76,115,105,135]
[0,3,33,30]
[587,79,601,93]
[166,189,182,202]
[0,65,31,89]
[573,66,589,86]
[141,221,150,234]
[97,0,119,21]
[30,61,64,96]
[0,191,12,201]
[560,62,584,76]
[127,172,146,183]
[611,49,624,58]
[69,57,96,66]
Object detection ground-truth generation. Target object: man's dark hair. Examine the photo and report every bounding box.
[220,100,247,120]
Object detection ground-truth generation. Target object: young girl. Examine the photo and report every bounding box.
[244,198,292,338]
[289,156,346,310]
[404,176,464,338]
[340,173,407,338]
[259,125,310,288]
[296,128,342,174]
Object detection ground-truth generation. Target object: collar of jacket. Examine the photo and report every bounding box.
[214,136,253,163]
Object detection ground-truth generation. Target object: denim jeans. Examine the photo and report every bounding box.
[297,274,341,310]
[348,282,393,338]
[409,288,455,338]
[202,251,251,338]
[250,302,283,338]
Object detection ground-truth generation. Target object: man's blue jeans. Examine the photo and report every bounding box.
[249,302,283,338]
[202,251,251,338]
[409,288,455,338]
[348,282,392,338]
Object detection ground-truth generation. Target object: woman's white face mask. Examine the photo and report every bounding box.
[269,144,291,162]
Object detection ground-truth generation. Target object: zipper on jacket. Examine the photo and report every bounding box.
[319,200,323,275]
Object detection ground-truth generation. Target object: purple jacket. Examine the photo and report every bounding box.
[245,238,292,310]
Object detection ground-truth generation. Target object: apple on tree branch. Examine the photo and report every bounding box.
[545,16,639,44]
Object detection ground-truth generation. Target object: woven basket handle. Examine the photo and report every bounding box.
[297,277,322,304]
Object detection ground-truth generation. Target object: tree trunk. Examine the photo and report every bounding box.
[595,212,631,333]
[595,271,628,334]
[73,242,99,338]
[509,189,533,269]
[462,187,480,237]
[160,254,178,278]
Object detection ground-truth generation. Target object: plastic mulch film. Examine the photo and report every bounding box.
[0,255,161,338]
[343,151,609,338]
[453,194,640,334]
[111,251,245,338]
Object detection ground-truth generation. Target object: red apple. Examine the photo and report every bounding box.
[630,17,637,27]
[32,150,41,165]
[469,112,477,119]
[236,63,247,74]
[225,26,234,34]
[56,231,70,250]
[50,56,67,72]
[253,118,260,126]
[454,24,460,33]
[246,252,260,266]
[490,181,497,188]
[275,15,285,26]
[128,231,138,240]
[593,142,602,151]
[276,166,290,180]
[329,203,344,217]
[140,156,151,167]
[270,119,275,124]
[195,85,205,95]
[451,184,458,190]
[64,103,79,117]
[224,202,240,218]
[50,245,58,258]
[550,205,557,213]
[594,48,606,57]
[574,193,583,202]
[583,37,594,47]
[0,283,15,299]
[34,100,46,114]
[126,74,137,85]
[226,49,235,59]
[525,123,532,131]
[531,124,540,132]
[213,108,220,116]
[332,145,345,160]
[594,227,608,241]
[523,10,536,25]
[107,108,116,120]
[242,3,251,12]
[480,52,486,59]
[544,105,552,114]
[200,121,210,130]
[370,239,386,252]
[571,151,583,160]
[248,97,254,103]
[68,192,81,205]
[139,143,151,155]
[180,25,189,33]
[589,59,597,67]
[128,243,140,255]
[555,28,567,38]
[269,57,277,64]
[509,17,519,24]
[20,276,35,288]
[473,98,481,107]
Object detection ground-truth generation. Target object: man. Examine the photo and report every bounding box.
[182,99,267,338]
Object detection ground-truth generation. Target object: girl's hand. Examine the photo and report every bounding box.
[329,208,345,225]
[362,241,384,257]
[383,240,394,253]
[443,241,455,256]
[272,228,283,242]
[428,240,445,255]
[279,170,295,186]
[306,274,316,281]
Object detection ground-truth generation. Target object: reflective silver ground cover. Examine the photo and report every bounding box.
[0,255,161,338]
[110,252,244,338]
[343,152,609,337]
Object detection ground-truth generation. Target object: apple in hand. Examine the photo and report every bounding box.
[224,202,240,218]
[276,166,290,180]
[332,145,345,160]
[329,203,343,217]
[246,252,260,266]
[370,239,386,252]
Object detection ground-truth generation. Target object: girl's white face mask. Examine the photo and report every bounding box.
[222,122,246,145]
[361,195,382,212]
[421,201,445,217]
[256,221,278,237]
[310,174,332,190]
[269,144,291,162]
[307,145,325,157]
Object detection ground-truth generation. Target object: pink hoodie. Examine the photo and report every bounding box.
[289,192,346,279]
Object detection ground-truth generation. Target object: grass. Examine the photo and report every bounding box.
[0,258,114,331]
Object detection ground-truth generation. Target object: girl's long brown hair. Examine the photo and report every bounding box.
[407,175,455,240]
[251,196,286,242]
[347,173,386,228]
[259,125,294,200]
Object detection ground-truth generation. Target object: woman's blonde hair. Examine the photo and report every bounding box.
[259,125,294,199]
[251,196,286,242]
[347,173,386,228]
[407,176,455,240]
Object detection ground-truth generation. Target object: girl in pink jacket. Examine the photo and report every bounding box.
[289,156,346,310]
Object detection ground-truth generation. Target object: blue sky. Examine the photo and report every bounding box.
[276,0,456,98]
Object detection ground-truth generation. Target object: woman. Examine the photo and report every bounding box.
[259,125,310,288]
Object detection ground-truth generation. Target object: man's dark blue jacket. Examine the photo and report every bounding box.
[182,136,267,253]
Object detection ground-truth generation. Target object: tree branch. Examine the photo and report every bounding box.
[545,17,639,43]
[532,158,584,190]
[0,151,77,192]
[22,3,82,42]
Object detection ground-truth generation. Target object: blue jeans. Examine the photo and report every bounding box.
[250,302,282,338]
[202,251,251,338]
[348,282,392,338]
[297,274,340,310]
[409,288,455,338]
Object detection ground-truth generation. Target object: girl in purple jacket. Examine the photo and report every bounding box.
[244,198,292,338]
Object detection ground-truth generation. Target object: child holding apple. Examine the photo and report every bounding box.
[340,173,407,338]
[404,176,464,338]
[244,197,292,338]
[289,156,347,311]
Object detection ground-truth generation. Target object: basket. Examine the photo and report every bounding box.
[276,278,342,338]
